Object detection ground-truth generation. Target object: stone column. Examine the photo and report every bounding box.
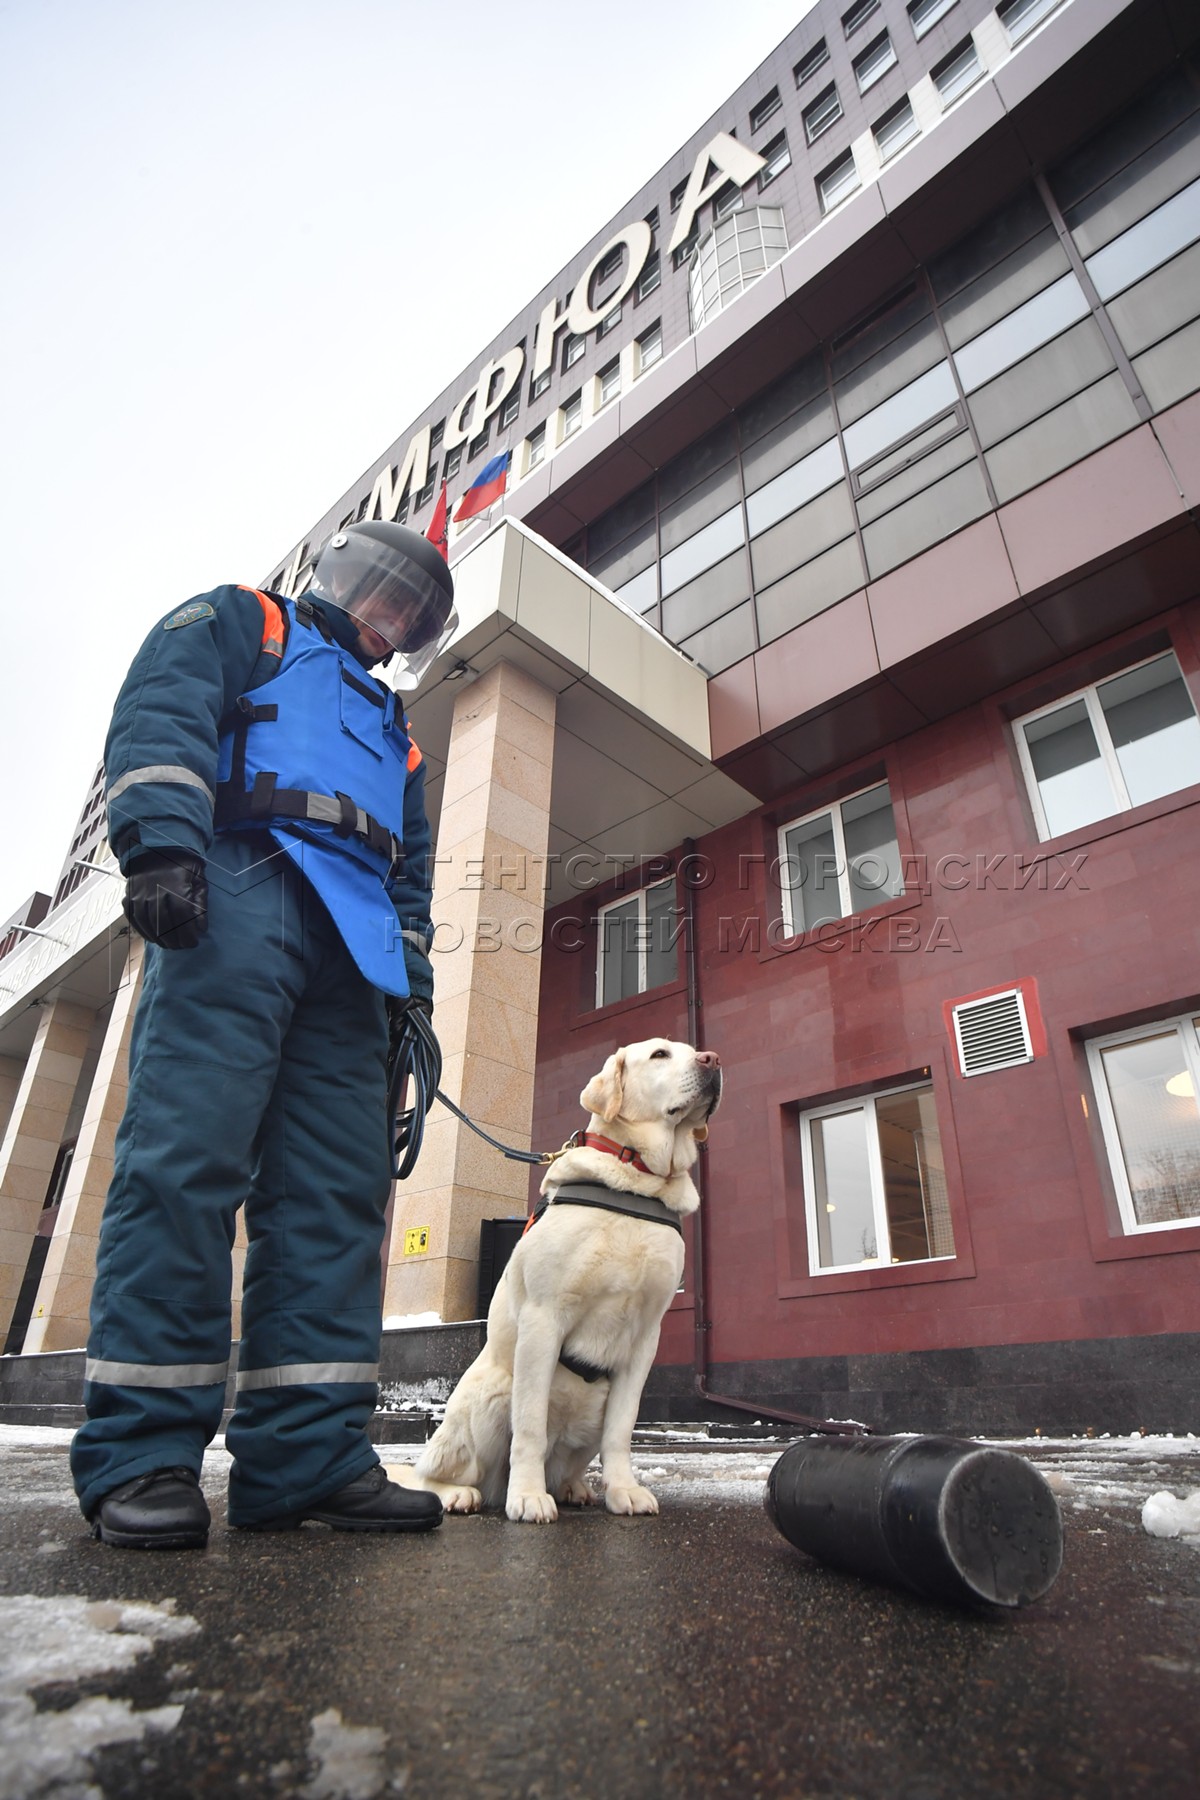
[22,942,143,1353]
[385,661,554,1322]
[0,996,95,1340]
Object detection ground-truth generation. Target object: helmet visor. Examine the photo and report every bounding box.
[311,533,456,680]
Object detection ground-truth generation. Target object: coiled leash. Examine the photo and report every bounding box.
[387,1004,558,1181]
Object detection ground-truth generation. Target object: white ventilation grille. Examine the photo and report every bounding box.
[951,990,1034,1077]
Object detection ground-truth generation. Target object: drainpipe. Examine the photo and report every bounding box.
[681,838,866,1438]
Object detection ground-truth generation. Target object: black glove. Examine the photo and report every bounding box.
[123,850,209,949]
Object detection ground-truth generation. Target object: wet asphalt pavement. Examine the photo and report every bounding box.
[1,1429,1198,1799]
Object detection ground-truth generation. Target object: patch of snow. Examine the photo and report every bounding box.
[382,1313,442,1330]
[1142,1489,1200,1543]
[0,1593,199,1800]
[301,1706,394,1800]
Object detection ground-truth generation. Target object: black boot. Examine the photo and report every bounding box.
[91,1467,210,1550]
[244,1463,443,1533]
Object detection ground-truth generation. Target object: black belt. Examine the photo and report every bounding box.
[215,774,402,869]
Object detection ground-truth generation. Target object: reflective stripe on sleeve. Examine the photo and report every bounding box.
[106,765,216,806]
[85,1357,229,1388]
[235,1361,380,1392]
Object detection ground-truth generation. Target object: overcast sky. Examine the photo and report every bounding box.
[0,0,815,917]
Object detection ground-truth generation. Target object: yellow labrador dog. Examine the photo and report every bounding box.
[388,1037,721,1522]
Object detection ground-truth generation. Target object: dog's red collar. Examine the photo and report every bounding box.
[579,1130,653,1173]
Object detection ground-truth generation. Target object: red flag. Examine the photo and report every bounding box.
[425,479,449,562]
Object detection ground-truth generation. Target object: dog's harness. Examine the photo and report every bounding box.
[523,1179,685,1385]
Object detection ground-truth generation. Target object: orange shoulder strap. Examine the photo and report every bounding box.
[238,586,286,659]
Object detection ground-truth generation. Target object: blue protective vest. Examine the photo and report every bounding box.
[214,599,412,997]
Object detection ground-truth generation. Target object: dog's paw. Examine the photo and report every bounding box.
[605,1482,660,1516]
[441,1484,483,1514]
[557,1477,595,1507]
[506,1488,559,1523]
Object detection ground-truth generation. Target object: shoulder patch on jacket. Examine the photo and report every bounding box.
[163,601,216,630]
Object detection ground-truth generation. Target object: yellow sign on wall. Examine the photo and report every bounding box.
[404,1226,430,1256]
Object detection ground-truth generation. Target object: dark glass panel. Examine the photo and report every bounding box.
[985,373,1140,503]
[967,317,1115,450]
[861,460,990,578]
[938,227,1070,350]
[737,351,828,447]
[587,480,655,562]
[1064,113,1200,258]
[855,429,976,526]
[831,283,930,381]
[1049,68,1196,213]
[662,549,750,641]
[659,461,743,553]
[588,517,657,590]
[1132,317,1200,412]
[1106,242,1200,358]
[929,185,1049,303]
[657,420,738,509]
[834,317,944,427]
[755,536,866,643]
[678,600,756,674]
[742,392,837,494]
[750,483,856,590]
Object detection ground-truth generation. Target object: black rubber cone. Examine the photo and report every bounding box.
[766,1434,1063,1609]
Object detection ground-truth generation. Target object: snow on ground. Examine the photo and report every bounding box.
[0,1594,198,1800]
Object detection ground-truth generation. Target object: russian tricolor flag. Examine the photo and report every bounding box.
[452,450,510,524]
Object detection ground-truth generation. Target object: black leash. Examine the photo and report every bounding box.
[388,1005,555,1180]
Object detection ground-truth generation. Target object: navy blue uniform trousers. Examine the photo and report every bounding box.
[71,834,392,1526]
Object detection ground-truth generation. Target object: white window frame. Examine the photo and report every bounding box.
[635,323,662,374]
[564,332,586,369]
[560,391,582,440]
[874,97,920,162]
[1086,1013,1200,1235]
[804,83,843,145]
[800,1080,953,1275]
[526,422,546,471]
[1013,651,1200,841]
[819,150,861,213]
[777,780,901,938]
[854,31,897,94]
[998,0,1064,46]
[907,0,957,39]
[932,38,983,107]
[595,877,677,1008]
[597,358,621,408]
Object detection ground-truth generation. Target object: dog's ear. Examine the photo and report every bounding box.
[692,1124,709,1143]
[581,1049,626,1122]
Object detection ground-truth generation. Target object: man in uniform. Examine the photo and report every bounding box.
[71,522,454,1547]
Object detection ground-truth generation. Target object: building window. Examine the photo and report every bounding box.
[874,97,920,161]
[1014,652,1200,840]
[842,0,881,38]
[800,1081,954,1273]
[467,427,490,460]
[635,322,663,372]
[713,182,743,222]
[414,474,436,509]
[597,878,678,1007]
[597,303,622,338]
[670,177,689,213]
[561,391,582,439]
[689,206,788,332]
[794,39,830,86]
[778,781,903,935]
[563,331,586,369]
[594,244,623,285]
[804,83,843,145]
[907,0,957,38]
[429,418,445,450]
[597,357,621,408]
[853,31,897,93]
[444,446,462,481]
[530,369,551,402]
[526,422,547,470]
[818,149,861,213]
[997,0,1063,44]
[750,87,782,133]
[758,131,792,189]
[637,252,661,301]
[932,37,982,106]
[672,228,700,270]
[1088,1014,1200,1233]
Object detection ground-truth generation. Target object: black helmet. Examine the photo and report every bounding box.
[310,520,457,688]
